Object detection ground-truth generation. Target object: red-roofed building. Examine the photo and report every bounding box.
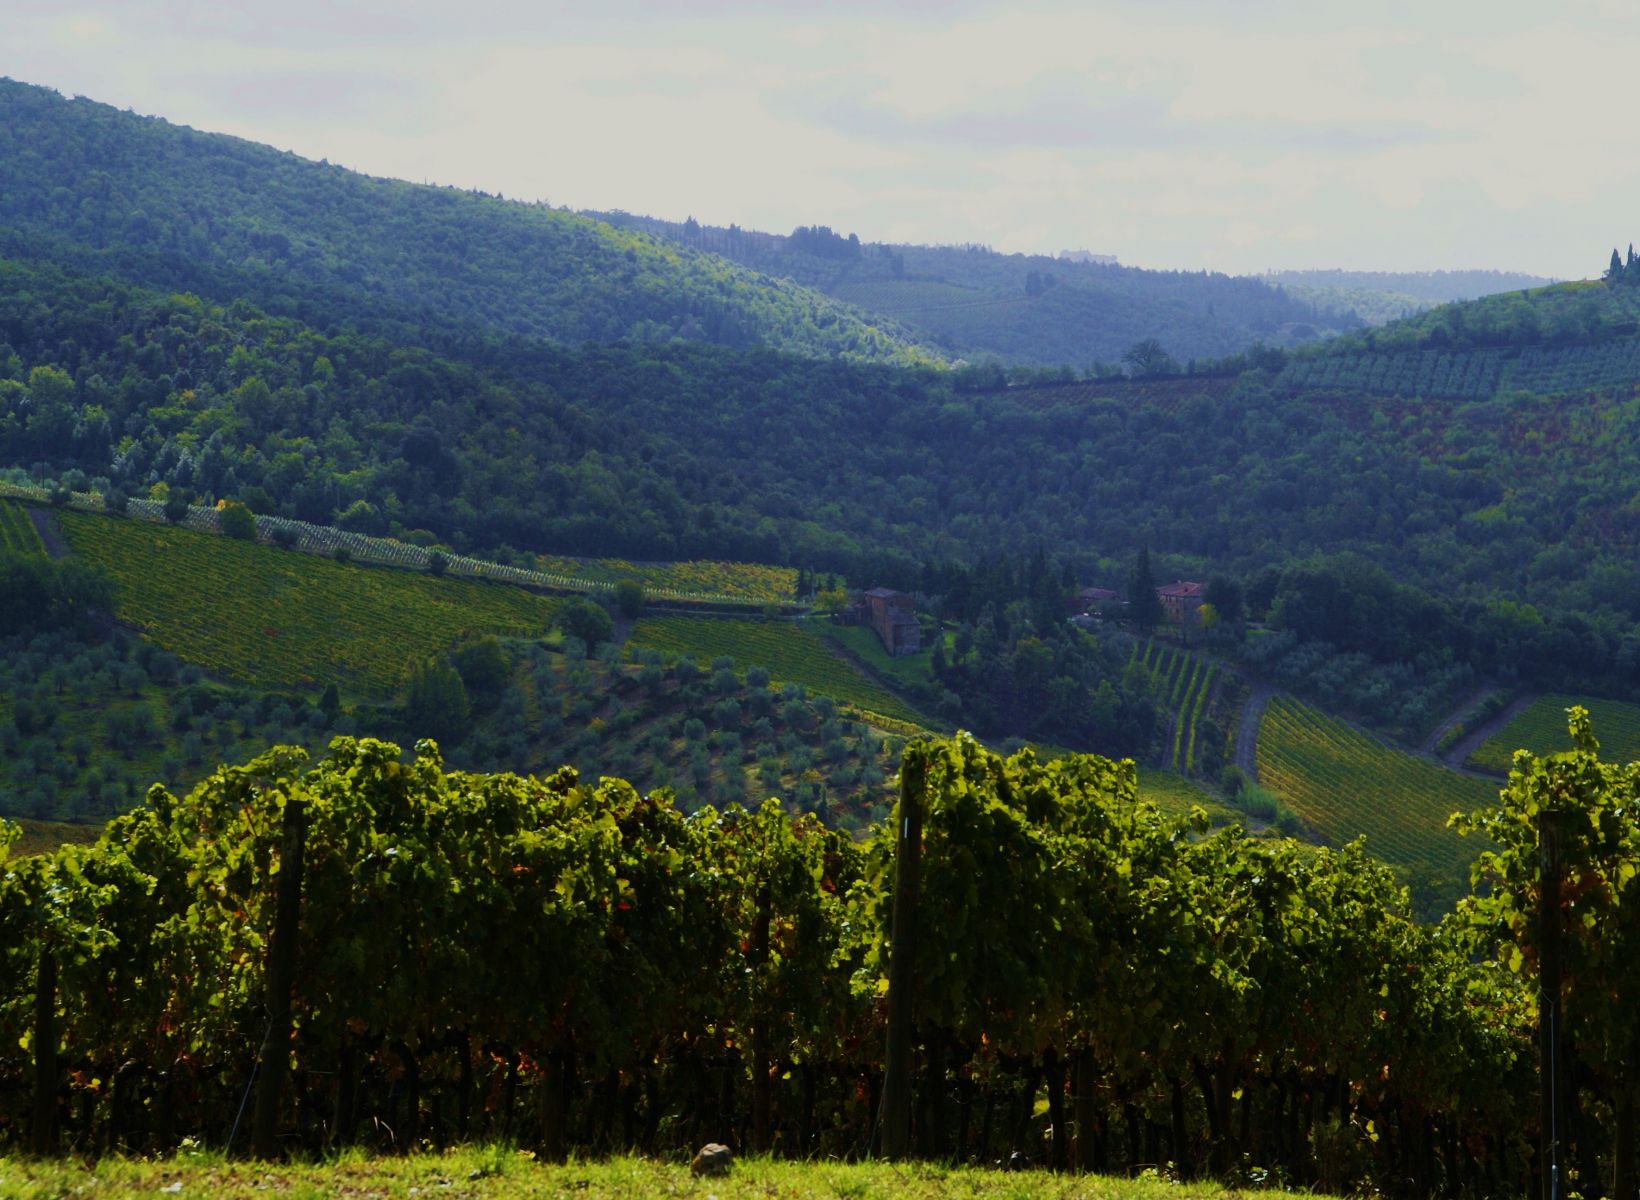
[1157,580,1206,625]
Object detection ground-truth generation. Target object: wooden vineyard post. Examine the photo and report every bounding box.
[1539,809,1563,1200]
[879,744,926,1160]
[751,882,773,1154]
[31,947,57,1156]
[252,795,308,1160]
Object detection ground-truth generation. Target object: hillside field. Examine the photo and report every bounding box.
[56,510,559,696]
[1256,696,1494,876]
[1469,693,1640,772]
[626,616,927,725]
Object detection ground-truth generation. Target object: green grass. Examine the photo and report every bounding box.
[812,618,941,692]
[628,617,927,726]
[1256,697,1494,876]
[1469,693,1640,772]
[0,499,43,553]
[0,1148,1271,1199]
[57,510,559,696]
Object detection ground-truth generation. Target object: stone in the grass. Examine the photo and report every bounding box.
[691,1142,733,1176]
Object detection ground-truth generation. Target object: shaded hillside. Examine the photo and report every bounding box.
[0,78,932,365]
[591,210,1356,366]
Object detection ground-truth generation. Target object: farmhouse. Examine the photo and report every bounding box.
[859,588,921,656]
[1157,580,1206,625]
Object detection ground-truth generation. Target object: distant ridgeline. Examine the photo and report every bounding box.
[588,209,1360,366]
[1265,268,1553,325]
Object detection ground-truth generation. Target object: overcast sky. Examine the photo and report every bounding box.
[6,0,1634,277]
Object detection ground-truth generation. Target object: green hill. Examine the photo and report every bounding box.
[0,78,933,367]
[591,209,1358,366]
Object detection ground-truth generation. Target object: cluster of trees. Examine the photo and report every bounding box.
[0,732,1530,1191]
[913,551,1158,757]
[0,549,112,638]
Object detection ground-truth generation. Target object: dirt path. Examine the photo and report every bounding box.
[1420,687,1496,755]
[1446,692,1537,773]
[1235,684,1274,782]
[26,507,70,558]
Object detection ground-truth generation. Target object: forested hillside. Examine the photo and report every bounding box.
[0,79,932,366]
[592,210,1356,366]
[10,249,1640,705]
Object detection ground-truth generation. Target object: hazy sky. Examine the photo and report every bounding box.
[7,0,1634,277]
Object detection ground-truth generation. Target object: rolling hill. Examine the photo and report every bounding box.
[0,77,934,367]
[589,210,1359,365]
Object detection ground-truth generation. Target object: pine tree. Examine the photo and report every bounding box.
[1128,548,1164,632]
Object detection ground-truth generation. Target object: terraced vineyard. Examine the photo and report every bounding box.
[626,617,927,726]
[1469,693,1640,772]
[1137,641,1218,772]
[0,500,43,553]
[57,510,559,695]
[1256,696,1493,875]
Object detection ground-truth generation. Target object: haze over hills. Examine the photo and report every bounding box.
[588,208,1361,366]
[1265,268,1556,326]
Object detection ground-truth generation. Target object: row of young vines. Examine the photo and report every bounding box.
[0,726,1628,1196]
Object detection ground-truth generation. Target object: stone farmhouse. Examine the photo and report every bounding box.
[857,588,922,656]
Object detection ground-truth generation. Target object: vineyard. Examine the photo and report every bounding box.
[0,500,42,554]
[1135,767,1234,824]
[0,482,775,607]
[56,510,559,695]
[1469,693,1640,773]
[534,554,795,602]
[1508,336,1640,394]
[626,617,926,726]
[0,732,1547,1191]
[1255,696,1493,876]
[1134,641,1218,773]
[1278,347,1507,400]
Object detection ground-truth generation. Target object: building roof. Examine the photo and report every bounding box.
[865,587,909,600]
[1080,586,1120,601]
[1157,580,1205,598]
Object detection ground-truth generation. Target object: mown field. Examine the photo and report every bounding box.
[1469,693,1640,772]
[627,617,927,725]
[5,817,99,858]
[0,499,43,553]
[0,1149,1277,1200]
[1256,696,1494,875]
[57,510,560,696]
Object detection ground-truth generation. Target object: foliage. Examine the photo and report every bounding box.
[0,548,114,638]
[0,733,1535,1192]
[556,598,613,649]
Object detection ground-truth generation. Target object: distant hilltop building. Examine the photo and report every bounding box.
[1058,250,1119,266]
[1157,580,1206,625]
[856,588,922,656]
